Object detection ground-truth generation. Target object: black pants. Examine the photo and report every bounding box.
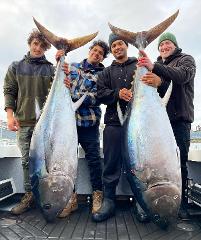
[102,125,125,198]
[171,121,191,207]
[77,125,102,191]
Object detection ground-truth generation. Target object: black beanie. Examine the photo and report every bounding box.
[108,33,128,50]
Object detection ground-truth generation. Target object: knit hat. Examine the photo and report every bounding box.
[158,32,178,49]
[108,33,128,50]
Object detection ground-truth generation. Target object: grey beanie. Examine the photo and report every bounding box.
[108,33,128,50]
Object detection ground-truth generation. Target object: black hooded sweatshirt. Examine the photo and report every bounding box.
[154,48,196,123]
[97,57,137,125]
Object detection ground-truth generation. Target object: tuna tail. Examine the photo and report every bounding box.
[108,10,179,49]
[33,17,98,53]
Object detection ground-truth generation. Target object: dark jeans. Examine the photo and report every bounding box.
[102,125,125,198]
[171,121,191,207]
[77,125,102,191]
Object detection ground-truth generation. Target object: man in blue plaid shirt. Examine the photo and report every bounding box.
[56,40,109,218]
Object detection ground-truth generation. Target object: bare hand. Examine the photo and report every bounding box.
[119,88,133,101]
[141,72,162,88]
[7,116,20,131]
[55,50,65,62]
[62,63,69,75]
[137,50,154,71]
[64,77,71,88]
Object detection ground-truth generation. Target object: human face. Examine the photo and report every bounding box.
[87,45,104,65]
[158,40,176,60]
[29,39,46,58]
[111,40,128,62]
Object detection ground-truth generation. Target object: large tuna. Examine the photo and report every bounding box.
[29,18,97,222]
[109,11,181,223]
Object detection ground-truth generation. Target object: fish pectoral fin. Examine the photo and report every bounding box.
[161,81,172,107]
[72,93,87,111]
[40,159,49,176]
[176,146,181,166]
[117,101,129,125]
[35,98,42,120]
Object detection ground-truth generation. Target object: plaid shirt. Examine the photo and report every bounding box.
[69,59,104,127]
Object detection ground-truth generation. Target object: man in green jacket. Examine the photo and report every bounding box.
[3,29,54,215]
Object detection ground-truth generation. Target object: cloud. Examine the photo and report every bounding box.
[0,0,200,125]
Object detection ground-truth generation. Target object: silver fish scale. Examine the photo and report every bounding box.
[127,66,181,189]
[32,56,77,178]
[29,56,78,220]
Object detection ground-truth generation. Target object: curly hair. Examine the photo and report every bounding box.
[89,40,109,59]
[27,29,51,51]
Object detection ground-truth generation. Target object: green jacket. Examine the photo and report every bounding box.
[4,53,54,126]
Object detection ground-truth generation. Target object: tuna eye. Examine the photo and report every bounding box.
[173,195,178,199]
[43,204,51,209]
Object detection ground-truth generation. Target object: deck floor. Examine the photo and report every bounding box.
[0,200,201,240]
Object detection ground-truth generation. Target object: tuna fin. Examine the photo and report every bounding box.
[108,10,179,49]
[176,146,181,167]
[117,101,129,125]
[35,99,42,120]
[41,161,49,176]
[33,17,98,53]
[72,93,87,112]
[161,81,172,107]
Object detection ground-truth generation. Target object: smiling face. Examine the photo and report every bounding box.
[87,45,104,65]
[158,40,176,60]
[29,38,46,58]
[111,40,128,63]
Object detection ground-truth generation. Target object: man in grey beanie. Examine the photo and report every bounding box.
[138,32,196,220]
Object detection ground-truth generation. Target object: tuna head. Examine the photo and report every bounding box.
[38,175,74,222]
[133,162,181,220]
[144,183,181,219]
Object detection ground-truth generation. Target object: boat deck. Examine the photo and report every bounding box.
[0,197,201,240]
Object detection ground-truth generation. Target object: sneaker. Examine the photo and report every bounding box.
[11,192,34,215]
[92,190,103,213]
[58,192,78,218]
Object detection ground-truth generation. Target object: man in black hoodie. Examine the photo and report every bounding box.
[138,32,196,219]
[92,33,150,223]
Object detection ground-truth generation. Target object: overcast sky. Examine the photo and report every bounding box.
[0,0,200,127]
